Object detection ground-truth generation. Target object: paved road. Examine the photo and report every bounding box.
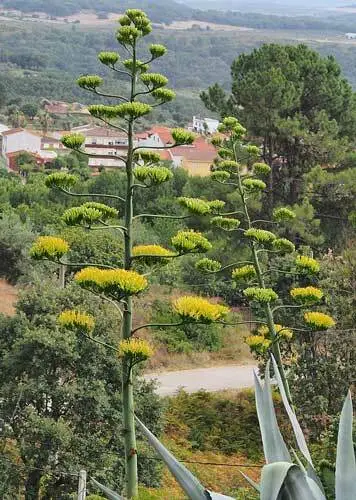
[144,364,257,396]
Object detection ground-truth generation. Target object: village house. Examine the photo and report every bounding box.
[65,125,131,169]
[136,125,217,176]
[189,116,219,135]
[1,128,57,170]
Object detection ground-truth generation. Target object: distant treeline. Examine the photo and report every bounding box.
[4,0,356,32]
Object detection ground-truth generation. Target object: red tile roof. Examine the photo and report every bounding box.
[148,126,174,145]
[172,136,217,162]
[2,128,25,136]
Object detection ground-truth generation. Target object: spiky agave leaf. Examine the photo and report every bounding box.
[135,416,207,500]
[91,478,123,499]
[254,362,291,463]
[260,462,325,500]
[335,391,356,500]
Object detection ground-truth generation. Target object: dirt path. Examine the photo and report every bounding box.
[144,363,257,396]
[0,279,17,316]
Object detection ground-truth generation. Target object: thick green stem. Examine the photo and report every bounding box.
[121,42,138,499]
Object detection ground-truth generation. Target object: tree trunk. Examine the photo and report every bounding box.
[24,469,42,500]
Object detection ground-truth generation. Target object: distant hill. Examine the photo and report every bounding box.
[0,0,194,22]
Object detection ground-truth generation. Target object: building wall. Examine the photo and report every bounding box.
[2,132,41,157]
[85,136,128,146]
[137,133,164,148]
[181,159,212,177]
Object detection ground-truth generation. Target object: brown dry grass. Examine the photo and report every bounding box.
[0,279,17,316]
[166,20,254,31]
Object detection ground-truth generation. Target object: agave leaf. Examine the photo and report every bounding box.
[254,362,291,463]
[135,416,207,500]
[206,492,235,499]
[260,462,324,500]
[238,470,260,492]
[271,356,313,466]
[335,391,356,500]
[91,478,123,500]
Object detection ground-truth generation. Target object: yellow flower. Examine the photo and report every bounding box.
[30,236,69,261]
[304,311,336,330]
[245,335,271,351]
[58,310,95,334]
[274,324,293,340]
[132,245,175,263]
[295,255,320,274]
[257,323,293,340]
[290,286,323,304]
[74,267,148,297]
[232,265,256,281]
[173,296,229,323]
[119,338,153,363]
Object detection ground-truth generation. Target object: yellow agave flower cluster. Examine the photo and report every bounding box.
[132,245,175,263]
[295,255,320,274]
[30,236,69,261]
[119,338,153,362]
[246,323,293,352]
[74,267,148,297]
[173,296,229,323]
[304,311,336,331]
[58,310,95,334]
[290,286,323,304]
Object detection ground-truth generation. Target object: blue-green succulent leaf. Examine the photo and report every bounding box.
[254,362,291,463]
[335,391,356,500]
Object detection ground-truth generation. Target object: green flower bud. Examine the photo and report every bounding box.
[242,178,266,191]
[253,162,271,176]
[141,73,168,89]
[134,150,161,163]
[272,238,295,254]
[178,197,211,215]
[123,59,148,73]
[151,88,176,102]
[45,172,78,190]
[171,230,212,254]
[98,52,120,66]
[222,117,239,128]
[115,102,152,119]
[211,171,230,182]
[77,75,103,90]
[208,200,226,213]
[119,15,131,26]
[211,216,240,231]
[172,128,195,145]
[218,148,234,160]
[214,160,240,174]
[149,44,167,58]
[210,135,223,147]
[245,228,276,244]
[62,207,103,226]
[273,207,296,222]
[117,26,140,45]
[244,287,278,303]
[133,166,173,185]
[195,258,222,273]
[61,133,85,150]
[88,105,121,119]
[246,145,260,156]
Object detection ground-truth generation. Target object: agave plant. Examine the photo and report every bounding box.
[92,357,355,499]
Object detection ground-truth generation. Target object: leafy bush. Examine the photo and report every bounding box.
[165,389,268,460]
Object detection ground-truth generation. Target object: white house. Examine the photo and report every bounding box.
[345,33,356,39]
[2,128,42,158]
[190,116,219,135]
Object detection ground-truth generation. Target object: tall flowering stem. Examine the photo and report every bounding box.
[201,117,336,406]
[32,10,200,498]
